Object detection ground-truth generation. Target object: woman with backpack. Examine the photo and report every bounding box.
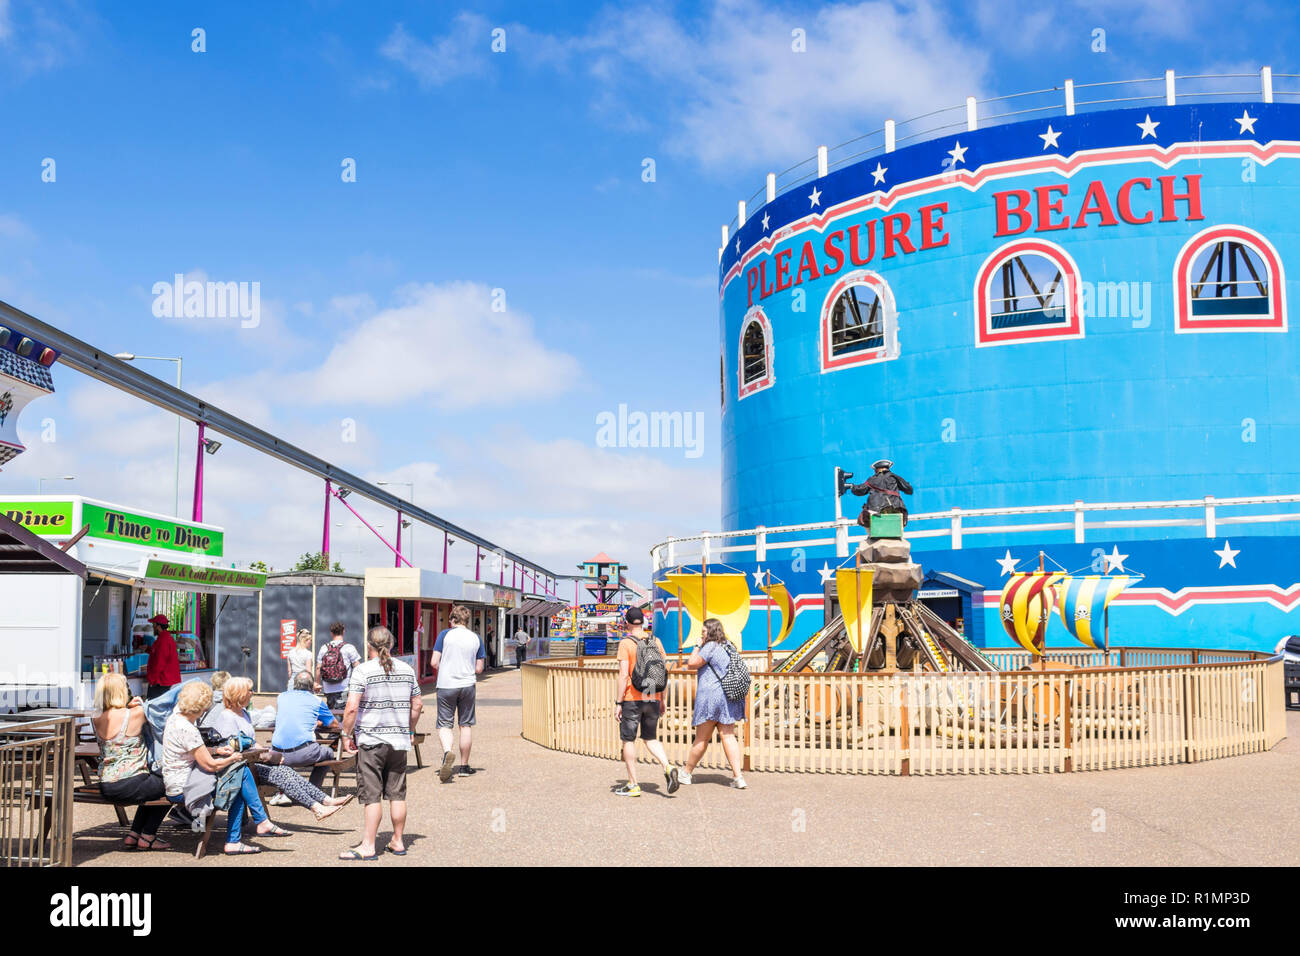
[678,618,748,789]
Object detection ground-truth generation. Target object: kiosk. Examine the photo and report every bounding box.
[0,495,264,708]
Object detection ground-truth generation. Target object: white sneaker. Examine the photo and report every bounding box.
[268,793,292,807]
[677,770,693,785]
[730,776,748,789]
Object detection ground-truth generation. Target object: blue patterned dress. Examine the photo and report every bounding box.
[692,641,746,726]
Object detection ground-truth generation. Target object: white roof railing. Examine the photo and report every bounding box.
[649,492,1300,573]
[719,67,1288,259]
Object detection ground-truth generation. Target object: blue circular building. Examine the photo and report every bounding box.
[655,70,1300,655]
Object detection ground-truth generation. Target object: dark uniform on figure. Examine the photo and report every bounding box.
[850,459,913,528]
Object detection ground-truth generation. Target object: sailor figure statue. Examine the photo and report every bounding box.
[845,459,913,528]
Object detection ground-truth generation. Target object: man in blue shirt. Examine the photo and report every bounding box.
[272,671,341,789]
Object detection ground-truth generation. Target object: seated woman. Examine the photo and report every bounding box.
[210,677,351,821]
[91,673,172,851]
[161,680,290,855]
[200,671,232,729]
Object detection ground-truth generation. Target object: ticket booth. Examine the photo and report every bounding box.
[364,567,465,684]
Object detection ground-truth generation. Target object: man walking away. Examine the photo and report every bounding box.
[340,627,422,860]
[430,604,482,781]
[514,624,530,668]
[615,607,679,797]
[316,621,361,710]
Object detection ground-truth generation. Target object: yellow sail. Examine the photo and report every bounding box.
[658,571,752,649]
[656,571,698,648]
[999,572,1063,657]
[835,567,874,653]
[758,579,796,647]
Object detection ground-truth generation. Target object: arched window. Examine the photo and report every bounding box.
[738,307,774,398]
[974,239,1083,347]
[819,271,898,372]
[1174,226,1286,333]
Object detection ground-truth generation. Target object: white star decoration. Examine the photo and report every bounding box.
[1039,124,1062,150]
[871,162,887,184]
[752,568,766,587]
[761,212,770,231]
[1137,114,1160,139]
[1234,110,1258,135]
[1214,540,1241,569]
[1103,546,1129,573]
[808,186,822,208]
[996,550,1019,577]
[817,562,833,584]
[947,141,968,165]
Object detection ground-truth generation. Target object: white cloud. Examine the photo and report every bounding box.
[380,2,991,172]
[380,15,490,87]
[275,280,580,409]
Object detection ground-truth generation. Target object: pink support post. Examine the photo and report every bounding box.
[499,557,504,586]
[323,481,331,564]
[475,547,481,581]
[512,563,518,589]
[191,423,206,522]
[332,488,411,567]
[442,530,449,573]
[394,510,403,568]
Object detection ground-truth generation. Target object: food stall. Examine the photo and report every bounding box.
[0,495,264,708]
[364,566,473,684]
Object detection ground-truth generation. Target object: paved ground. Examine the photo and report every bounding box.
[70,667,1300,867]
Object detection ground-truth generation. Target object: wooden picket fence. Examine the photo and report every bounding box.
[520,649,1286,775]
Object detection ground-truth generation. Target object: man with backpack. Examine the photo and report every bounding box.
[614,607,679,797]
[316,621,361,710]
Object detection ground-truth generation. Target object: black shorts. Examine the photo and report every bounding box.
[620,700,660,742]
[356,743,408,804]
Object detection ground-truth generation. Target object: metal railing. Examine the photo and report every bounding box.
[650,492,1300,572]
[0,714,74,867]
[721,68,1289,252]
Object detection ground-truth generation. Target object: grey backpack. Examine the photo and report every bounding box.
[630,637,668,694]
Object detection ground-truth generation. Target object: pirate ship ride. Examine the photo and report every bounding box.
[656,512,1145,740]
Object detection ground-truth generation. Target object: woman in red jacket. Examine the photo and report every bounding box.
[145,613,181,700]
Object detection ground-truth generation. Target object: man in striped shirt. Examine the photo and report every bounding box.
[340,627,423,860]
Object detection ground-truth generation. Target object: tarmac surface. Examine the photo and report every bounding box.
[69,665,1300,867]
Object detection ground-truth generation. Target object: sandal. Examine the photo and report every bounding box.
[137,835,172,851]
[385,842,407,856]
[223,843,263,855]
[338,847,378,861]
[122,833,140,850]
[313,804,343,822]
[257,824,292,837]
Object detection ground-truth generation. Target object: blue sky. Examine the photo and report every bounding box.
[0,0,1294,581]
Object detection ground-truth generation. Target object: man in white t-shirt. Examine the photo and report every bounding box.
[315,621,361,710]
[429,604,483,782]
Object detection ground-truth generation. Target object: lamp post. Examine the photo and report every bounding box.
[115,353,182,516]
[38,475,75,493]
[377,480,415,565]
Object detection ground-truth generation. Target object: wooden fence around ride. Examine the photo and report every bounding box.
[520,649,1286,775]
